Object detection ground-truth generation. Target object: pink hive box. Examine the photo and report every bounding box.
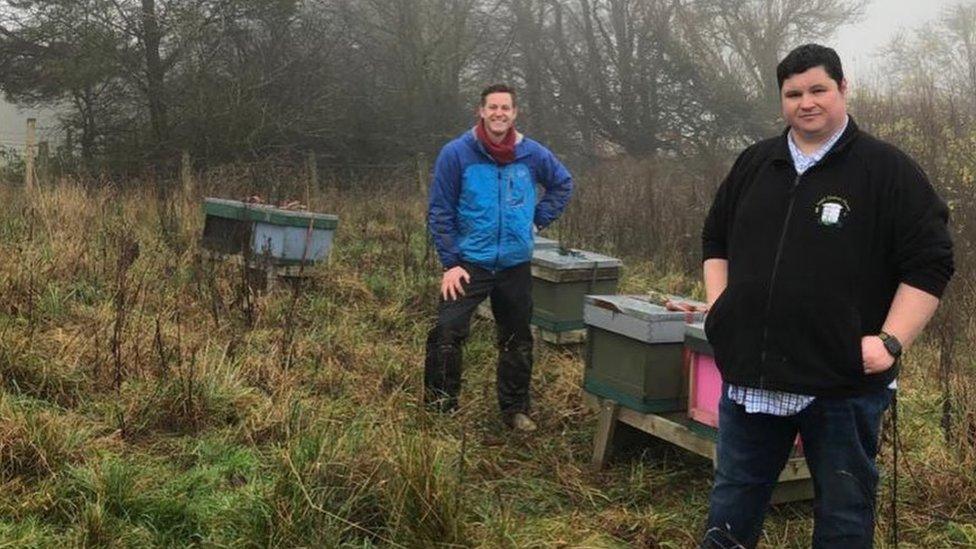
[685,322,804,455]
[685,322,721,428]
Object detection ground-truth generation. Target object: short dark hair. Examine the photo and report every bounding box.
[480,83,517,107]
[776,44,844,89]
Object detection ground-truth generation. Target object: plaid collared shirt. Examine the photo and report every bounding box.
[727,117,848,416]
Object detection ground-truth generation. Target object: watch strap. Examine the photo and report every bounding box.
[878,331,903,358]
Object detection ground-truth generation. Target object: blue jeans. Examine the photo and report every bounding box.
[703,385,894,548]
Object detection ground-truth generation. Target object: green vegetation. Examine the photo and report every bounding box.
[0,172,971,548]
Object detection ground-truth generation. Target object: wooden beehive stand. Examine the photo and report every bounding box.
[585,392,813,504]
[531,324,586,345]
[475,237,589,343]
[201,248,312,292]
[479,309,588,346]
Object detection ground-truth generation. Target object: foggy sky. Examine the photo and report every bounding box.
[835,0,960,85]
[0,0,962,148]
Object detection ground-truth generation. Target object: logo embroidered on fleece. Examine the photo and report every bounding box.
[814,196,850,227]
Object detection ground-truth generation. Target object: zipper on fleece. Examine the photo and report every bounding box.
[494,168,503,271]
[757,171,803,388]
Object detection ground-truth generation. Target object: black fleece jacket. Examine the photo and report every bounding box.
[702,118,954,397]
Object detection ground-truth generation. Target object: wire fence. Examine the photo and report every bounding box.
[0,116,436,197]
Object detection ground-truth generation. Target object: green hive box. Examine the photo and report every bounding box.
[201,198,339,265]
[531,248,622,333]
[583,294,706,413]
[476,236,561,320]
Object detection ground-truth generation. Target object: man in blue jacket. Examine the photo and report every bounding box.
[425,83,573,431]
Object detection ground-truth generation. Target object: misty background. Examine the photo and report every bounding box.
[0,0,950,144]
[0,0,969,170]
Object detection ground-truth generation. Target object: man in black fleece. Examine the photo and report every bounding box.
[700,44,954,548]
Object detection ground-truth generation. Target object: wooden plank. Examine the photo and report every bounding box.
[591,399,620,468]
[25,118,36,190]
[201,249,314,277]
[617,407,717,460]
[770,478,816,504]
[582,391,600,412]
[532,325,586,345]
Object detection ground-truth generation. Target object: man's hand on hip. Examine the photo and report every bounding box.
[861,335,896,375]
[441,266,470,301]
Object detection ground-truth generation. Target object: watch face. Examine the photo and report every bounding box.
[881,334,902,357]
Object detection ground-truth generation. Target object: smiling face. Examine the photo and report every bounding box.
[781,65,848,147]
[478,92,517,142]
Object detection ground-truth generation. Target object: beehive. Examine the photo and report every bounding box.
[531,248,622,335]
[583,294,705,413]
[475,236,563,321]
[201,198,338,264]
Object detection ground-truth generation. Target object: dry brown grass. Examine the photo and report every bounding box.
[0,166,970,547]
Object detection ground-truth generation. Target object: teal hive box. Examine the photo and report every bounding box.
[583,294,706,413]
[530,248,622,333]
[534,236,558,251]
[201,198,339,265]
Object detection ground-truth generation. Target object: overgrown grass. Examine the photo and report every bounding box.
[0,176,971,548]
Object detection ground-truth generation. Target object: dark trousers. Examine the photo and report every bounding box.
[424,262,533,418]
[703,385,894,549]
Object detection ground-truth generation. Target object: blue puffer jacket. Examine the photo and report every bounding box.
[428,128,573,271]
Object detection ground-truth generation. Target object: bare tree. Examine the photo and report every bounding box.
[676,0,866,138]
[334,0,481,154]
[941,4,976,112]
[0,0,869,171]
[0,0,131,163]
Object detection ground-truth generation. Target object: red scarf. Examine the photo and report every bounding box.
[475,120,517,165]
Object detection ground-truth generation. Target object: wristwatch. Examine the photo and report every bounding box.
[878,331,902,359]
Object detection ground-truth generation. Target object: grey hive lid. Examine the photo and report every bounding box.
[583,294,706,343]
[684,321,713,354]
[685,321,706,340]
[584,294,707,322]
[531,248,622,270]
[204,197,339,230]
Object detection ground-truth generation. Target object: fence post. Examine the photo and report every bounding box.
[416,152,428,196]
[307,151,318,191]
[38,141,49,184]
[181,150,194,196]
[25,118,36,190]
